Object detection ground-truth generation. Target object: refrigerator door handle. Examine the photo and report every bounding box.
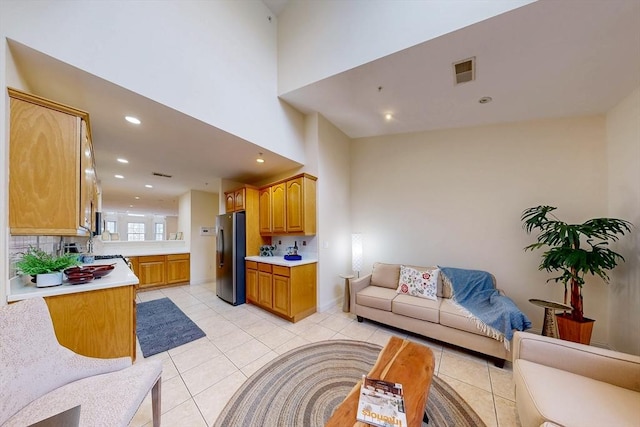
[219,229,224,267]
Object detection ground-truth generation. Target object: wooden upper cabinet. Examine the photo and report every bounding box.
[259,187,272,235]
[259,174,317,236]
[224,187,247,212]
[234,188,245,211]
[80,119,96,231]
[271,182,286,234]
[9,88,95,236]
[286,177,305,233]
[225,192,235,213]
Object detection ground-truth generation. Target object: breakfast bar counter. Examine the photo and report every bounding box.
[7,258,138,302]
[7,258,138,360]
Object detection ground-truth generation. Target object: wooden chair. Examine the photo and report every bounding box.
[0,297,162,426]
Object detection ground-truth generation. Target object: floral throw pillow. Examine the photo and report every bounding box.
[396,265,439,301]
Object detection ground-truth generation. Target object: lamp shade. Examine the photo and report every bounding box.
[352,233,363,273]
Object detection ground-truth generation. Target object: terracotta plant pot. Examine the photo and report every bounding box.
[556,313,595,344]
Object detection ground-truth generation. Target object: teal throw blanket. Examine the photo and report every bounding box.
[439,267,531,349]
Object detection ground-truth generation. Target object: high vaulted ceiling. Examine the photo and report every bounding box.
[9,0,640,216]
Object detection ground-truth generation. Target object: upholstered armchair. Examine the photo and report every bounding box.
[0,297,162,426]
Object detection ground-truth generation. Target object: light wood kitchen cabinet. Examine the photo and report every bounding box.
[246,261,317,322]
[271,182,286,234]
[44,285,136,360]
[246,261,259,303]
[138,255,167,289]
[272,265,290,316]
[132,253,191,290]
[258,263,273,308]
[8,88,97,236]
[224,187,249,213]
[258,187,272,235]
[225,192,235,213]
[259,174,317,236]
[224,185,270,256]
[167,253,190,284]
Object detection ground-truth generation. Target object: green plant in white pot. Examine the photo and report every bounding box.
[16,246,80,287]
[521,205,632,344]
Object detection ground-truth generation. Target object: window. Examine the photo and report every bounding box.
[127,222,145,241]
[154,223,164,241]
[106,221,117,234]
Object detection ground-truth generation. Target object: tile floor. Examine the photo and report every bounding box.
[130,282,522,427]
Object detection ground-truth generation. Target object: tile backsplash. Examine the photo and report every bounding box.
[270,236,318,258]
[8,235,89,277]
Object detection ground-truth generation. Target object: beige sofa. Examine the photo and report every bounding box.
[513,331,640,427]
[350,262,510,366]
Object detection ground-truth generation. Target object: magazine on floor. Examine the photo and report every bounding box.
[356,375,407,427]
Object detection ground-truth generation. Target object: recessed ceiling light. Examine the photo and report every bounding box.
[256,153,265,163]
[135,196,140,200]
[117,158,129,163]
[115,174,124,179]
[145,184,153,188]
[385,113,393,121]
[125,116,141,125]
[478,96,493,104]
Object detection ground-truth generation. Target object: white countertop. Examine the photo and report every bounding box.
[8,258,139,302]
[245,255,318,267]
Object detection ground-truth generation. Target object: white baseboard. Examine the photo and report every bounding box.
[318,295,343,312]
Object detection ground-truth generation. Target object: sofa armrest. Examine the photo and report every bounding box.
[513,331,640,391]
[349,274,372,313]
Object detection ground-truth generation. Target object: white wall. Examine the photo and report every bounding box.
[0,0,306,163]
[606,87,640,355]
[350,116,613,344]
[316,115,352,310]
[189,190,218,285]
[277,0,534,94]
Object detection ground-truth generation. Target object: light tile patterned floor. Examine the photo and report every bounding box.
[130,282,522,427]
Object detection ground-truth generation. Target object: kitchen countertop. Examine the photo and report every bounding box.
[245,255,318,267]
[8,258,138,302]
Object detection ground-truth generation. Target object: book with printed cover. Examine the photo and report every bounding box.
[356,375,408,427]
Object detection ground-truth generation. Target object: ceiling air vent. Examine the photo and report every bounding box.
[152,172,172,178]
[453,57,475,85]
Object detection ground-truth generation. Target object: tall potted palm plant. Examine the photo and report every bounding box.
[521,205,632,344]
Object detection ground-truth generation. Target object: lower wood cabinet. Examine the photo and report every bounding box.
[138,255,166,289]
[167,253,190,284]
[245,261,317,322]
[44,285,136,361]
[129,253,190,290]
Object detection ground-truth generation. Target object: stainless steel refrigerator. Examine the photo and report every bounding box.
[216,211,246,305]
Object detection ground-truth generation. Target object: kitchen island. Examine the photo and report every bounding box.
[245,256,318,322]
[8,259,138,360]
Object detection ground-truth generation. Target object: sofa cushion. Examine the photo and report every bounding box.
[356,286,398,311]
[392,294,441,323]
[371,263,447,297]
[371,263,401,289]
[514,359,640,427]
[439,299,486,336]
[396,265,439,300]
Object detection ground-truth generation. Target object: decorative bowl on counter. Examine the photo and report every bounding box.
[89,264,115,278]
[64,264,115,279]
[65,272,94,285]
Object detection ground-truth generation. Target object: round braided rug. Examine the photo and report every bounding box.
[214,340,486,427]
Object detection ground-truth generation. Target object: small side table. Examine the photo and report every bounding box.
[339,274,354,312]
[529,299,572,338]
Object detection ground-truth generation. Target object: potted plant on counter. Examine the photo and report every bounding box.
[16,246,80,287]
[521,205,633,344]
